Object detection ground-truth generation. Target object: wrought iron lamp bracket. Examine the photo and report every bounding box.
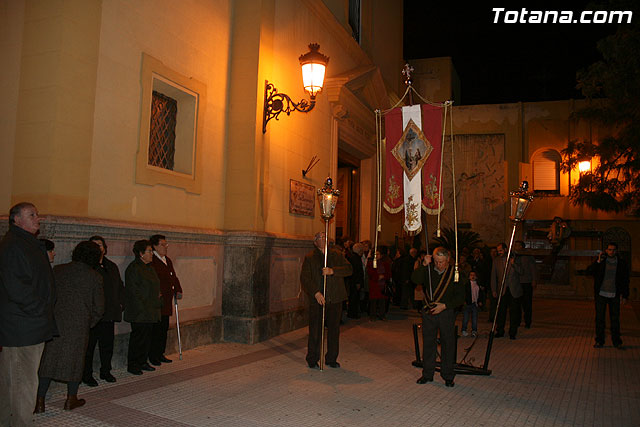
[262,81,316,133]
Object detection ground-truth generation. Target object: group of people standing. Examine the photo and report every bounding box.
[0,202,182,426]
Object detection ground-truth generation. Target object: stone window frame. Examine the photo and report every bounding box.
[137,53,206,193]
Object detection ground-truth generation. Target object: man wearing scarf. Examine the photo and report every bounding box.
[412,247,465,387]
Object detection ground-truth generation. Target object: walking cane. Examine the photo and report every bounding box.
[174,293,183,360]
[317,177,340,372]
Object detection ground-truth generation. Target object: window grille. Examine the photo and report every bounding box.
[148,91,177,170]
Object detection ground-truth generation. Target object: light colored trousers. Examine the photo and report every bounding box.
[0,343,45,427]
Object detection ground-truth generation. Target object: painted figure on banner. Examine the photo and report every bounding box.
[391,120,432,180]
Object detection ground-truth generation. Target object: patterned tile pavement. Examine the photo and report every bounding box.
[33,298,640,426]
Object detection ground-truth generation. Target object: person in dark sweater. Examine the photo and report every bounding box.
[587,242,629,349]
[412,247,465,387]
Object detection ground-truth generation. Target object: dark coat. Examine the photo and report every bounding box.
[345,250,364,290]
[411,265,465,310]
[124,258,162,323]
[0,225,57,347]
[490,255,523,298]
[38,262,104,382]
[150,254,183,316]
[300,246,352,304]
[98,256,125,322]
[587,256,630,298]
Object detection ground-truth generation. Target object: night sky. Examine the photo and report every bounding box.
[403,2,635,105]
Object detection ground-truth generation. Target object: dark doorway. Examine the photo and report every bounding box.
[336,149,360,242]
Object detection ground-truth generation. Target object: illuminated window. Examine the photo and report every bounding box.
[532,149,561,193]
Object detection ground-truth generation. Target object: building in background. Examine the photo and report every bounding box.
[0,0,404,356]
[380,57,638,301]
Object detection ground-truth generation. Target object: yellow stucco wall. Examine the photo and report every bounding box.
[0,0,25,212]
[2,0,401,238]
[87,0,230,228]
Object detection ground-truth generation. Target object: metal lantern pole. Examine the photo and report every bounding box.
[317,177,340,371]
[416,182,533,376]
[482,181,533,372]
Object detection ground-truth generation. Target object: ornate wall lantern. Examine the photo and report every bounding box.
[263,43,329,133]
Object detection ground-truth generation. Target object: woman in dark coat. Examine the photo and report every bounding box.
[35,241,104,413]
[124,240,162,375]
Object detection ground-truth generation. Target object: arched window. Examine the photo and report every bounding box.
[532,149,561,194]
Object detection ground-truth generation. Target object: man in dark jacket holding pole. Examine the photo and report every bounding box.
[300,232,352,369]
[412,247,465,387]
[0,202,57,426]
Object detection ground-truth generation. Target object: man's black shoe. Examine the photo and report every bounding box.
[416,376,433,384]
[149,359,161,366]
[307,361,319,369]
[509,335,517,340]
[100,372,116,383]
[141,363,156,372]
[159,355,172,363]
[445,380,455,387]
[494,332,504,338]
[127,368,143,375]
[593,343,604,348]
[613,342,623,349]
[82,376,98,387]
[327,362,340,368]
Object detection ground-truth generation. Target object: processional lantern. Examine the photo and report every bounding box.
[317,177,340,220]
[316,176,339,371]
[509,181,534,222]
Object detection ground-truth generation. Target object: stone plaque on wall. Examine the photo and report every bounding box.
[289,179,315,216]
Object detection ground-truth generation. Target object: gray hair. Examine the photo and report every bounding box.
[432,247,450,259]
[9,202,35,224]
[352,242,364,255]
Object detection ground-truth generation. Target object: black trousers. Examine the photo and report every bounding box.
[421,308,456,381]
[496,289,522,338]
[595,294,621,346]
[347,284,360,318]
[306,301,341,365]
[521,283,533,327]
[128,322,153,369]
[149,315,170,361]
[83,321,115,378]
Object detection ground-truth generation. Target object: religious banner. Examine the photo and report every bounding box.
[383,104,443,234]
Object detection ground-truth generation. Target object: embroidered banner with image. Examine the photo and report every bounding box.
[383,104,444,234]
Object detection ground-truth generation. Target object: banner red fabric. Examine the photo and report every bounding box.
[420,104,444,214]
[383,108,404,213]
[383,104,443,215]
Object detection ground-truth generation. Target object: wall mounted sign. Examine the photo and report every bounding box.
[289,179,315,216]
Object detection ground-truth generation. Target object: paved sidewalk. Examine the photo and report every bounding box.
[34,298,640,426]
